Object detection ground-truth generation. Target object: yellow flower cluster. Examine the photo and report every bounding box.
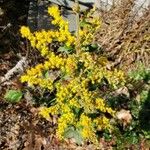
[95,98,115,116]
[20,5,101,56]
[44,52,65,69]
[104,69,126,88]
[79,52,125,86]
[39,107,52,120]
[20,26,31,38]
[57,112,75,139]
[21,63,54,90]
[48,5,75,47]
[21,51,124,142]
[78,114,97,143]
[94,116,112,130]
[20,5,126,143]
[20,6,75,57]
[21,51,78,89]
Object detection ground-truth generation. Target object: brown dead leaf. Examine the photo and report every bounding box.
[116,109,132,127]
[34,135,46,150]
[115,86,130,98]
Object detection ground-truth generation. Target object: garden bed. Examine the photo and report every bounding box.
[0,0,150,149]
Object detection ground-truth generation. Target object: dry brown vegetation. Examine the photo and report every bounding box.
[96,0,150,71]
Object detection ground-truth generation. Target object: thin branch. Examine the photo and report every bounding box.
[75,0,80,55]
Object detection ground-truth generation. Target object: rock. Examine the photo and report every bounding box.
[37,0,55,30]
[27,0,93,32]
[27,0,38,31]
[49,0,94,11]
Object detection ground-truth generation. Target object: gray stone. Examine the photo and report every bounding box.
[27,0,81,32]
[27,0,38,31]
[132,0,150,17]
[27,0,56,31]
[48,0,94,11]
[37,0,55,30]
[61,8,77,32]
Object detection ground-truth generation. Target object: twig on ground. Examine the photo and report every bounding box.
[0,56,28,85]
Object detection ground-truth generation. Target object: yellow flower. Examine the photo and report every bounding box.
[95,98,106,112]
[20,75,29,83]
[20,26,31,38]
[78,114,97,143]
[94,116,112,130]
[48,5,60,18]
[39,107,50,120]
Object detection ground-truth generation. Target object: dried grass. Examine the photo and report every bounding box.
[96,0,150,71]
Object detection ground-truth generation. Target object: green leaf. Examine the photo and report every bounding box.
[58,45,74,54]
[64,126,75,138]
[80,21,91,28]
[44,71,49,78]
[64,126,83,145]
[4,90,23,103]
[82,44,100,52]
[91,43,98,49]
[103,129,112,141]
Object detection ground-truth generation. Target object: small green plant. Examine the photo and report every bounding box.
[110,64,150,149]
[4,90,23,103]
[128,63,150,82]
[20,4,125,144]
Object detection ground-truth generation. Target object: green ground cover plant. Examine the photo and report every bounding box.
[109,64,150,149]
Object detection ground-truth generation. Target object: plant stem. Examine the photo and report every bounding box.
[75,0,80,56]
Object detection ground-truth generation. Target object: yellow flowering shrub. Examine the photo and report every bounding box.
[20,5,125,143]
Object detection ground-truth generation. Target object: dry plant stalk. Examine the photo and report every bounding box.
[74,0,81,55]
[0,57,28,85]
